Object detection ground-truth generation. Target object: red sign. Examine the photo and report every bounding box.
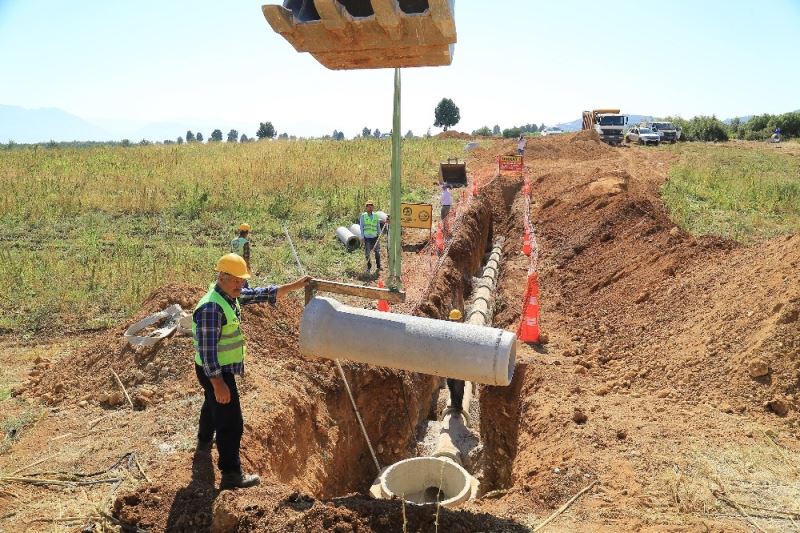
[498,155,523,172]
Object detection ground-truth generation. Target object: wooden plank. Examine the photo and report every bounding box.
[310,279,406,303]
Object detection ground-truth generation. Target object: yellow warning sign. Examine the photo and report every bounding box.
[400,203,433,229]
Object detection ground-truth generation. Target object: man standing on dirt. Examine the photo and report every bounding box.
[445,309,466,414]
[517,134,527,156]
[193,253,310,490]
[440,184,452,238]
[359,200,383,276]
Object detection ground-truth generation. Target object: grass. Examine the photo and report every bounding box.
[662,143,800,241]
[0,138,464,335]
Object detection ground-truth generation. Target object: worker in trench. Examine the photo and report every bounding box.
[193,253,311,490]
[230,223,252,285]
[440,183,453,239]
[445,308,466,415]
[359,200,385,276]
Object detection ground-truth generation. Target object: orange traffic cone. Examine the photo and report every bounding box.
[517,273,540,343]
[377,279,390,312]
[435,225,444,253]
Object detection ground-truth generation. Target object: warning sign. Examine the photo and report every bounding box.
[400,203,433,229]
[498,155,524,172]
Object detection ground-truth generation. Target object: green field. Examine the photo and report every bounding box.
[0,139,463,335]
[662,143,800,241]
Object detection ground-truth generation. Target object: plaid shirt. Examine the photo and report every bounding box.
[194,283,277,377]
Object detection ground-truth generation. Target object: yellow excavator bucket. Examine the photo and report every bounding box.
[262,0,457,70]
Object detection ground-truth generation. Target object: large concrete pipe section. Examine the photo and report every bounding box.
[372,457,477,508]
[335,226,360,251]
[300,297,516,386]
[349,223,363,242]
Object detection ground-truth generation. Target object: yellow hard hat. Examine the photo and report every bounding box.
[365,200,374,206]
[216,253,251,279]
[449,309,463,321]
[239,223,251,232]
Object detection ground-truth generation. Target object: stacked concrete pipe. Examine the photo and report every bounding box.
[335,226,360,251]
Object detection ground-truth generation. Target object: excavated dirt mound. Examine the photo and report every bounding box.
[436,130,472,140]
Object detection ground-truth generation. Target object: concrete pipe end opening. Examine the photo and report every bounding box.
[496,331,517,386]
[377,457,476,508]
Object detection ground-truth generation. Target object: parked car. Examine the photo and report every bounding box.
[642,121,679,143]
[541,127,564,136]
[625,127,660,146]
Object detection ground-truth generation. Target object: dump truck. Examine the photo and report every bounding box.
[439,158,467,187]
[582,109,628,146]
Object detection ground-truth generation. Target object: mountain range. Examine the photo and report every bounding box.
[0,104,766,143]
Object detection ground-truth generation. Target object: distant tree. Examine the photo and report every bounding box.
[227,129,239,142]
[362,127,371,138]
[240,133,249,143]
[336,131,345,140]
[729,117,741,138]
[373,129,381,138]
[121,139,131,147]
[520,123,539,133]
[405,130,414,139]
[210,129,223,142]
[139,138,151,145]
[492,125,501,136]
[502,127,523,138]
[472,126,492,136]
[425,128,432,138]
[186,131,195,142]
[256,121,276,140]
[177,136,184,144]
[434,98,460,131]
[278,132,289,140]
[196,132,204,142]
[539,123,546,132]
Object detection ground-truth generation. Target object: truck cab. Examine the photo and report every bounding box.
[582,109,628,146]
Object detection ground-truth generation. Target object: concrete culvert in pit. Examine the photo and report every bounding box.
[374,457,477,508]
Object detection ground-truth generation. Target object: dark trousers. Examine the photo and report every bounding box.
[195,364,243,474]
[447,378,465,410]
[364,236,381,270]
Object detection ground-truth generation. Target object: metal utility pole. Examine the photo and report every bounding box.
[388,67,403,291]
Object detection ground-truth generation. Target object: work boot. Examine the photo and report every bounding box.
[220,472,261,490]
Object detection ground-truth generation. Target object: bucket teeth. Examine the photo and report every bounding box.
[262,0,457,70]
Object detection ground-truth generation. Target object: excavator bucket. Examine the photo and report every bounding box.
[262,0,457,70]
[439,157,467,187]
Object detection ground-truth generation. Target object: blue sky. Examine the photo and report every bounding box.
[1,0,798,138]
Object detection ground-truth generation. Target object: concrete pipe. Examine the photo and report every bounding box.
[300,297,515,386]
[335,226,360,252]
[349,224,363,241]
[378,457,476,508]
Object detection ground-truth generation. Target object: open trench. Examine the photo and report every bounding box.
[301,173,528,500]
[236,174,529,503]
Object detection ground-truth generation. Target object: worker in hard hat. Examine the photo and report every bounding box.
[359,200,384,276]
[445,308,466,415]
[440,184,453,239]
[231,223,252,274]
[193,253,310,490]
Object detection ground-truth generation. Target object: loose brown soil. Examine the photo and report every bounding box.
[2,133,798,532]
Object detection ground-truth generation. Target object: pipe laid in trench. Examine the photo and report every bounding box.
[300,297,516,386]
[434,239,505,465]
